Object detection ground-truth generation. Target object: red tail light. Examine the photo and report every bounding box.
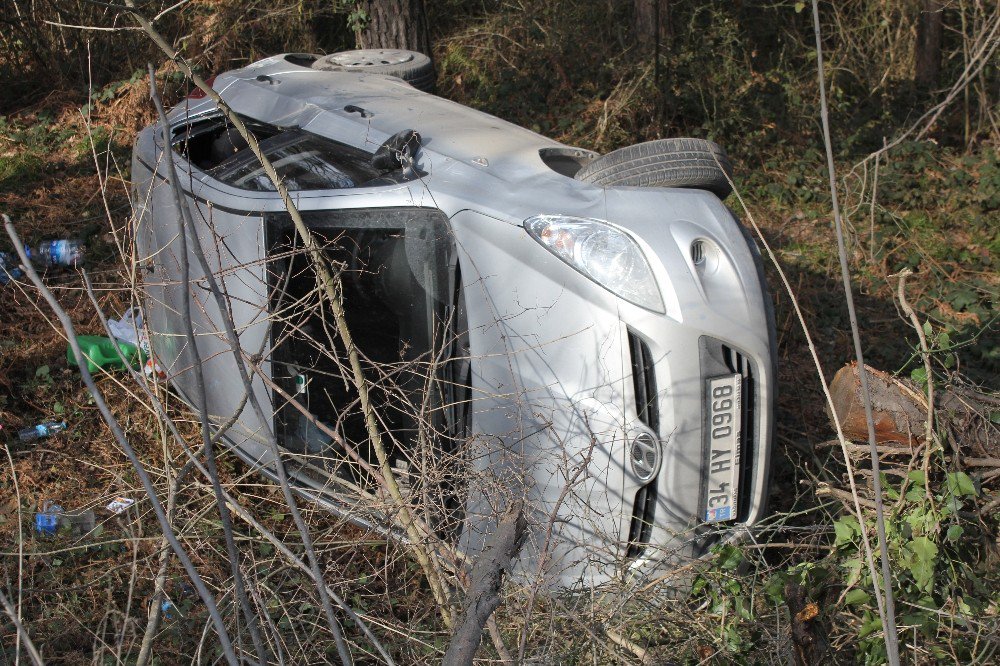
[187,75,217,99]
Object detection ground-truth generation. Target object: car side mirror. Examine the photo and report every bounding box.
[372,129,421,172]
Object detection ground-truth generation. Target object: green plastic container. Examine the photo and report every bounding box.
[68,335,143,373]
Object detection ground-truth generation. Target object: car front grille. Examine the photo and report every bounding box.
[629,330,659,429]
[691,338,757,526]
[721,344,756,523]
[626,330,658,559]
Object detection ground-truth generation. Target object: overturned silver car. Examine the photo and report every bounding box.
[131,50,776,589]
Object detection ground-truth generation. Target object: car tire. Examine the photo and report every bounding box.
[312,49,435,92]
[574,138,734,198]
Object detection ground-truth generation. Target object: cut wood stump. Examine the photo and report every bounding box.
[827,362,999,459]
[828,362,927,445]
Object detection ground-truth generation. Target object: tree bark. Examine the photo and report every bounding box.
[915,0,943,89]
[442,502,527,666]
[357,0,431,54]
[634,0,671,130]
[633,0,669,50]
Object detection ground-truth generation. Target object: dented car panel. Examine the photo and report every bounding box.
[131,53,775,588]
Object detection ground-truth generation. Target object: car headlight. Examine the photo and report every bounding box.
[524,214,664,313]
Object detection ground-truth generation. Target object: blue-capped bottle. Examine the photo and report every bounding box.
[33,239,84,267]
[18,420,68,442]
[0,251,24,285]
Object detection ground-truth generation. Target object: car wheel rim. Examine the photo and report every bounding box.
[328,50,415,67]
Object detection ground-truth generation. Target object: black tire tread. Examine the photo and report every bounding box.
[575,138,734,198]
[402,71,436,93]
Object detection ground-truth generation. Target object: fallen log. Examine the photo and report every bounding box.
[828,362,927,445]
[827,362,998,459]
[443,501,527,666]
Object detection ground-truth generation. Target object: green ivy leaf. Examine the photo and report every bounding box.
[719,544,744,570]
[764,572,787,604]
[794,1,806,12]
[834,515,860,546]
[859,614,883,638]
[845,589,871,606]
[907,536,939,593]
[946,524,964,542]
[842,557,863,588]
[906,506,932,536]
[946,472,977,497]
[949,289,978,311]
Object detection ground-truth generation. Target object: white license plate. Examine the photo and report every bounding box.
[704,374,742,523]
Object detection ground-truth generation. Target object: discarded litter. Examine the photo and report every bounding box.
[1,239,83,286]
[68,335,142,373]
[35,502,63,535]
[108,307,148,352]
[143,358,166,381]
[0,251,23,285]
[65,509,96,535]
[32,239,84,267]
[160,600,175,620]
[34,502,95,536]
[18,420,67,443]
[69,309,159,376]
[106,497,136,514]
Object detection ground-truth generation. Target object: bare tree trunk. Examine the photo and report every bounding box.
[634,0,670,132]
[357,0,431,54]
[915,0,943,89]
[633,0,669,50]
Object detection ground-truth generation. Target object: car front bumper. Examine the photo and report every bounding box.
[451,192,775,588]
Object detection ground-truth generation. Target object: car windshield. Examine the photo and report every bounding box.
[210,129,381,191]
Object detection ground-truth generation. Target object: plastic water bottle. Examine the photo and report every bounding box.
[18,420,68,442]
[0,251,23,285]
[34,501,96,536]
[32,239,84,267]
[35,502,63,535]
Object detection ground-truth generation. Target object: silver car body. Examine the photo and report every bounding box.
[131,54,775,588]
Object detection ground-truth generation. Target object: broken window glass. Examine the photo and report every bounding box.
[171,116,381,191]
[211,129,381,191]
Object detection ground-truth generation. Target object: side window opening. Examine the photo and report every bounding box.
[170,115,383,191]
[172,115,278,170]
